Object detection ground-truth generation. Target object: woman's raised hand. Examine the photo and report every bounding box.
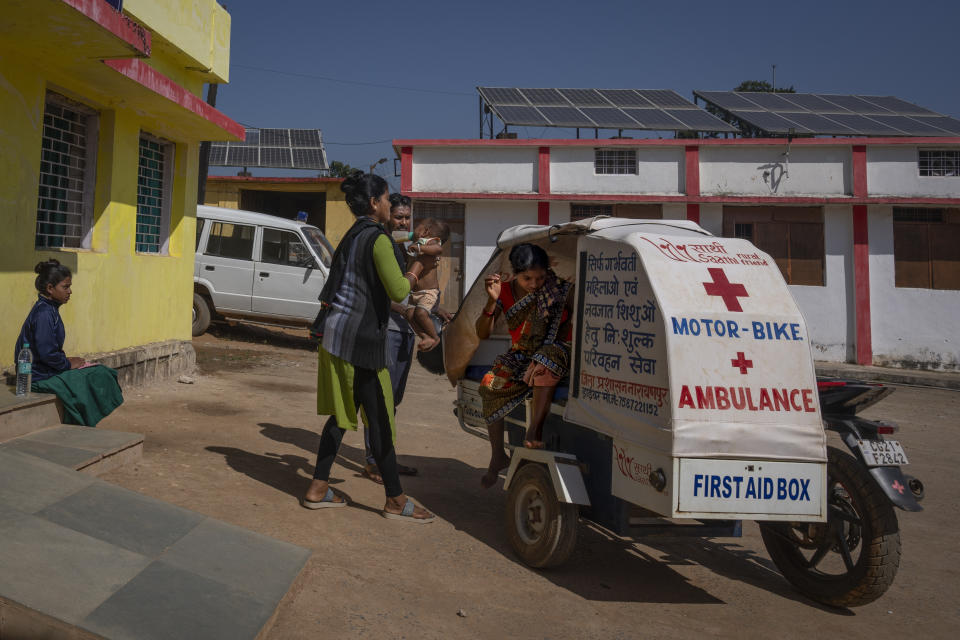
[484,274,502,302]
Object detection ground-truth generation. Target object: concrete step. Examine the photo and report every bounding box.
[0,450,310,639]
[0,425,143,476]
[0,389,61,443]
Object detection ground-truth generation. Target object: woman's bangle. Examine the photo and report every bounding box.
[405,271,419,284]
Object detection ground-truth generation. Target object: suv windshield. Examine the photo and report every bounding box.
[302,227,333,268]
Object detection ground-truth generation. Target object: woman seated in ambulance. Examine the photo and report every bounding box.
[475,243,575,488]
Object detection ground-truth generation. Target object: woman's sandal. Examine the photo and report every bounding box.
[382,499,435,524]
[300,487,347,509]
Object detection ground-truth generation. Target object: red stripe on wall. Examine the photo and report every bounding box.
[852,145,867,197]
[103,59,243,139]
[401,191,960,206]
[400,146,413,193]
[63,0,152,56]
[685,145,700,197]
[686,203,700,224]
[538,201,550,225]
[538,146,550,195]
[853,204,872,365]
[394,136,960,149]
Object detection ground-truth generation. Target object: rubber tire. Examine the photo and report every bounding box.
[760,446,900,607]
[505,463,579,569]
[192,293,212,336]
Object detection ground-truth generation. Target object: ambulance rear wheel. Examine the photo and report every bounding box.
[506,463,579,569]
[192,293,212,336]
[760,446,900,607]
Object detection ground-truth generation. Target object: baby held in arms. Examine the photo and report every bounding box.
[405,217,450,351]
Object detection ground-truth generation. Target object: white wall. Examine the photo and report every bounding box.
[700,146,850,196]
[549,201,571,226]
[698,203,723,236]
[412,147,538,194]
[789,206,855,362]
[868,206,960,370]
[550,146,683,195]
[866,146,960,197]
[463,200,538,291]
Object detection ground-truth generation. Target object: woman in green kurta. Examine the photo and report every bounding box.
[303,172,435,523]
[14,259,123,427]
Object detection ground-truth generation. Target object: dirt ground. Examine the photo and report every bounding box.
[98,324,960,639]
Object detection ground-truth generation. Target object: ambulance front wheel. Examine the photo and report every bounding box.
[506,463,579,569]
[760,446,900,607]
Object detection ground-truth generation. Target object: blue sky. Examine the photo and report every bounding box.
[210,0,960,186]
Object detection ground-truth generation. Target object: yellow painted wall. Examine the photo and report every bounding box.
[204,179,355,247]
[0,1,228,370]
[123,0,231,83]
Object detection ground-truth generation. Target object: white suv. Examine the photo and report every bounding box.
[193,205,334,335]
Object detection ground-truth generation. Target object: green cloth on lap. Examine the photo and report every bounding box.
[316,345,396,442]
[32,365,124,427]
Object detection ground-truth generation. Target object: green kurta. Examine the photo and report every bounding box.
[32,365,124,427]
[316,233,411,441]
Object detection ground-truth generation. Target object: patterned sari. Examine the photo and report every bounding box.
[479,270,573,424]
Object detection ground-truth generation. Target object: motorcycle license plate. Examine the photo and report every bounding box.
[857,440,909,467]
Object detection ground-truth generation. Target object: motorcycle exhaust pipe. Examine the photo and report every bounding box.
[904,475,924,501]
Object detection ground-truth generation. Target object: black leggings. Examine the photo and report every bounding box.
[313,366,402,497]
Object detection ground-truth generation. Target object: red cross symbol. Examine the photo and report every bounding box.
[892,480,905,495]
[731,352,753,374]
[703,268,749,312]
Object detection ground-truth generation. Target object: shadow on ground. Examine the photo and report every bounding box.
[204,323,317,352]
[200,420,851,611]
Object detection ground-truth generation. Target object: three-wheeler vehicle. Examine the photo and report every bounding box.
[443,217,923,607]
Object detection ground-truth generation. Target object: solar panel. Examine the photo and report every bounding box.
[598,90,653,108]
[260,147,292,167]
[206,128,327,170]
[636,90,694,109]
[480,87,733,133]
[292,148,327,170]
[578,107,640,128]
[774,112,855,135]
[915,117,960,135]
[478,87,528,105]
[537,106,592,127]
[738,92,803,111]
[730,110,805,134]
[818,95,892,115]
[208,145,227,164]
[694,91,762,111]
[289,129,322,147]
[868,115,952,136]
[859,96,939,116]
[695,90,960,137]
[776,93,850,113]
[519,88,568,106]
[559,88,610,106]
[820,114,901,136]
[227,147,258,166]
[490,105,549,126]
[622,108,684,130]
[665,109,738,132]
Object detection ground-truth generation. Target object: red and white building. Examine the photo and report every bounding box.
[394,137,960,371]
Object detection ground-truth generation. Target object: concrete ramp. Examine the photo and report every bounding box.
[0,448,310,639]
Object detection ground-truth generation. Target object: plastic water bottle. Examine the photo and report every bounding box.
[391,230,413,242]
[15,343,33,397]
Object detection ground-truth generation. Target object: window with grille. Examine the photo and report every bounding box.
[893,207,960,290]
[723,207,825,286]
[570,203,662,220]
[594,149,637,175]
[136,134,173,254]
[918,149,960,177]
[35,93,98,249]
